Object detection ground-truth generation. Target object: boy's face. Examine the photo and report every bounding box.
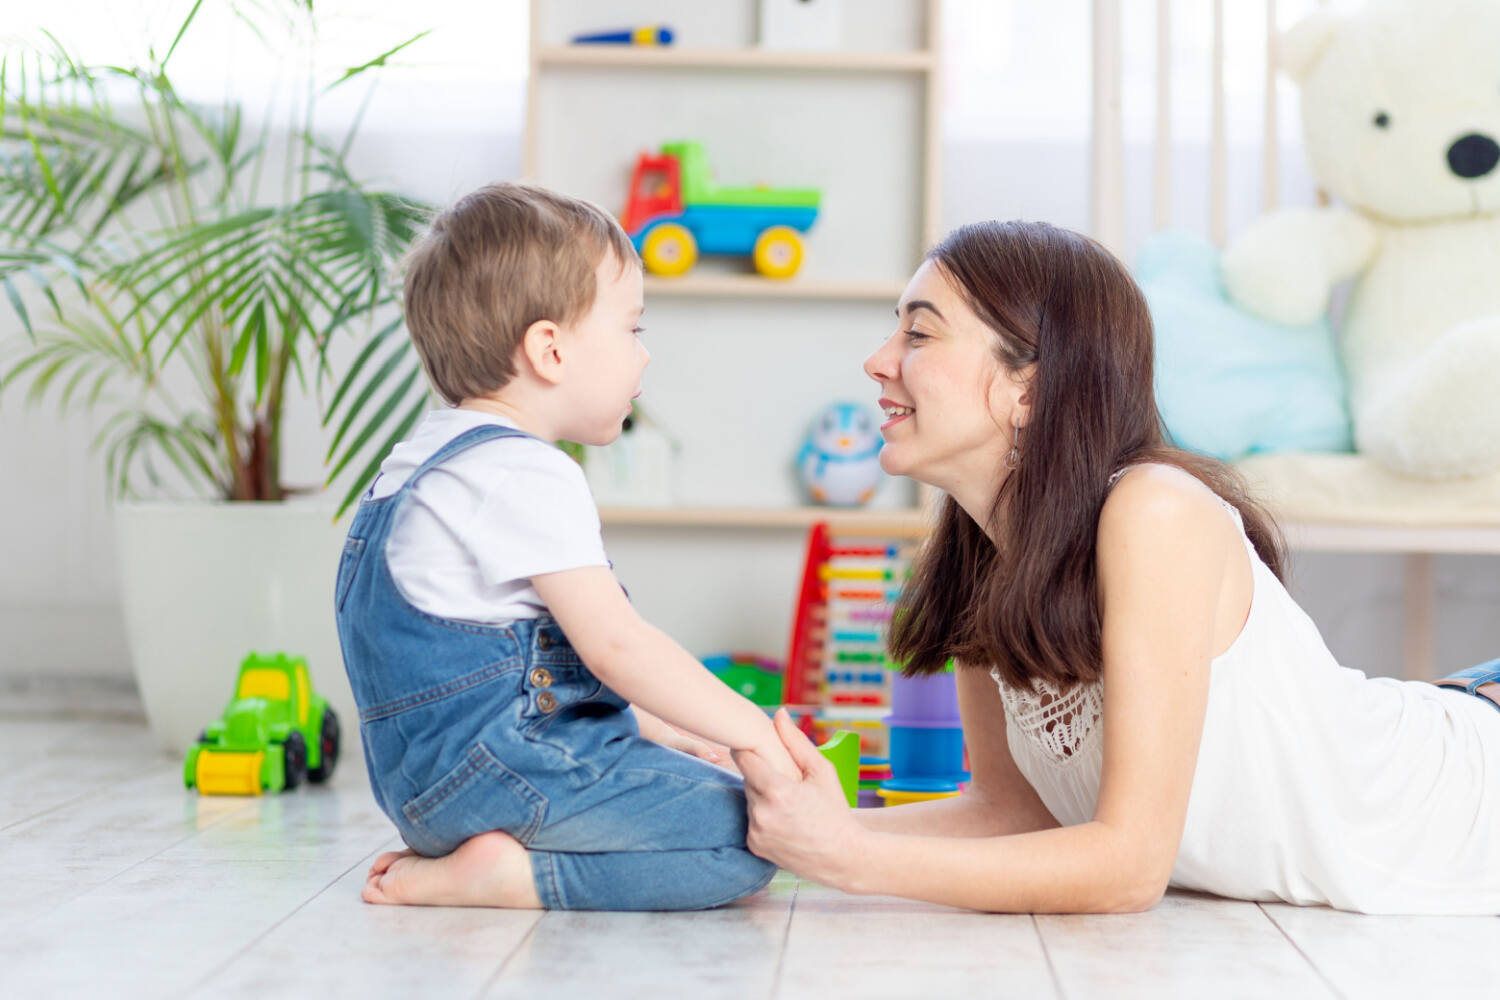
[559,251,649,447]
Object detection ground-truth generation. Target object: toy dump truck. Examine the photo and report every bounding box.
[621,140,821,279]
[184,652,341,795]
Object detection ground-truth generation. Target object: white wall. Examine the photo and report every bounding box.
[4,0,1497,683]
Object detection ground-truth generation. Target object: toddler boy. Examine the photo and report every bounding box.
[334,182,797,911]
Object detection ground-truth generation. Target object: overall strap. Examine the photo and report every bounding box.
[398,423,540,497]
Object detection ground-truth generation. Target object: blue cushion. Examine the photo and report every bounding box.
[1139,230,1353,461]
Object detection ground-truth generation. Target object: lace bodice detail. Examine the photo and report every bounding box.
[991,667,1103,765]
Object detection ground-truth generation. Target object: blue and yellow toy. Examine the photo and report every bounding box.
[571,25,675,46]
[621,141,821,279]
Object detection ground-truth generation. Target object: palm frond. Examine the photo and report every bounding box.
[2,13,434,504]
[322,324,431,516]
[321,310,405,417]
[333,389,428,518]
[99,409,224,499]
[324,30,432,93]
[1,312,149,407]
[2,86,181,244]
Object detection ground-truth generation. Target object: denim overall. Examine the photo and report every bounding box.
[334,425,775,910]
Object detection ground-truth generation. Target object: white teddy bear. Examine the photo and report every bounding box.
[1222,0,1500,480]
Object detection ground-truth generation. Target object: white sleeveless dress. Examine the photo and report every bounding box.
[995,497,1500,914]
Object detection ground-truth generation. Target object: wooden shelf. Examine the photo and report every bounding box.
[599,512,1500,548]
[537,46,936,73]
[643,275,906,301]
[600,511,1500,548]
[599,505,930,534]
[1282,520,1500,555]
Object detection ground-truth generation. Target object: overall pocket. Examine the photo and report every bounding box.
[400,742,548,855]
[334,536,365,612]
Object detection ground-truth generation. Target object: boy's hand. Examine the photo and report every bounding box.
[659,730,740,773]
[633,705,738,772]
[748,729,802,781]
[634,702,783,777]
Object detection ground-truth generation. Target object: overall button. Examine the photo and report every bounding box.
[537,633,554,650]
[529,667,553,688]
[536,691,558,713]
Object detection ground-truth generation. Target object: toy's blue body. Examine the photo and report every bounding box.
[630,205,819,257]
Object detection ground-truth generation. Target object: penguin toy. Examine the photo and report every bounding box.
[796,402,884,506]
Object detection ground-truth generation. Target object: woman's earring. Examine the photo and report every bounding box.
[1005,423,1022,470]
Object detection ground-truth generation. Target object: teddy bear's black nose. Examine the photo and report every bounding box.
[1447,133,1500,179]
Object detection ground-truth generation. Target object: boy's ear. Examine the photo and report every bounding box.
[519,319,565,385]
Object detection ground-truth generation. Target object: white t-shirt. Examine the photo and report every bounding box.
[371,408,608,623]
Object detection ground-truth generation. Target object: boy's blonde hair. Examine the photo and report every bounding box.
[402,182,639,405]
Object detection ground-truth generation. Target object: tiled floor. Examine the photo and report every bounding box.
[4,691,1497,999]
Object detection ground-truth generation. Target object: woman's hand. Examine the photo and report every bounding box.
[734,709,869,889]
[633,705,738,772]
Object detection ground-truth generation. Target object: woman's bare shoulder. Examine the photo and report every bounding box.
[1098,463,1231,547]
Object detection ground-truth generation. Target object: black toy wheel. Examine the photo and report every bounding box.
[282,731,308,790]
[308,707,341,784]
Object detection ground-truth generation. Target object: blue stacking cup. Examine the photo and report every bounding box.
[885,720,967,781]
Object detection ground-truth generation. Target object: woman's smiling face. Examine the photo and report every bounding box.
[863,260,1029,495]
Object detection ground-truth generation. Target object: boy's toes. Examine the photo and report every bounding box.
[362,875,394,905]
[368,848,415,879]
[363,854,422,905]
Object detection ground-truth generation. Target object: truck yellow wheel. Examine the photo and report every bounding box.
[753,226,804,279]
[641,223,697,276]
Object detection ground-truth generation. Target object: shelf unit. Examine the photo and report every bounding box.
[524,0,941,529]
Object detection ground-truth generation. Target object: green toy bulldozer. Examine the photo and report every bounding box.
[184,652,341,795]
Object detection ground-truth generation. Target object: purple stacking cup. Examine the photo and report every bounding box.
[888,670,960,724]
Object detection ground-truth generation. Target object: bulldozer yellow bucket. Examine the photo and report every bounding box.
[194,750,265,795]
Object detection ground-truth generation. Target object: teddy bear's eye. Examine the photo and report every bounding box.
[1373,111,1391,129]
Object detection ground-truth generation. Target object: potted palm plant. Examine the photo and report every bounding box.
[0,3,433,752]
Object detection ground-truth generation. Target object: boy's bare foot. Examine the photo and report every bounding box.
[362,831,542,908]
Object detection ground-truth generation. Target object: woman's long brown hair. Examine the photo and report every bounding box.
[888,221,1284,688]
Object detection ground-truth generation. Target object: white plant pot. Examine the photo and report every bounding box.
[114,501,356,756]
